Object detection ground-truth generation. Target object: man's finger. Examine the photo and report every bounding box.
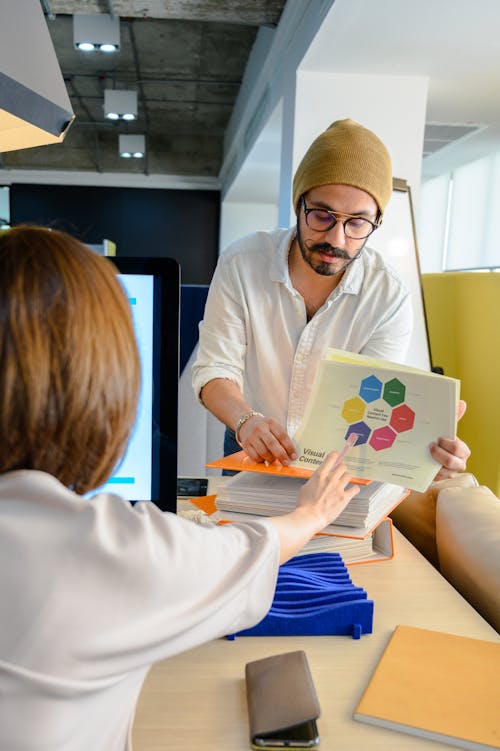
[457,399,467,422]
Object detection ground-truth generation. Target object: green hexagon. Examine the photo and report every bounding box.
[341,396,366,423]
[383,378,405,407]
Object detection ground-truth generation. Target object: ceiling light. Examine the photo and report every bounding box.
[119,134,145,159]
[104,90,137,121]
[73,13,120,52]
[100,43,118,53]
[0,0,74,153]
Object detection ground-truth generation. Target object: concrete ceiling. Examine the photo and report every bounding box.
[0,0,286,177]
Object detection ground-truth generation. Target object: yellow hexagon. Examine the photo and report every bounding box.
[341,396,366,423]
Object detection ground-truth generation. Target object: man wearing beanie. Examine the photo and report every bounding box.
[193,119,469,478]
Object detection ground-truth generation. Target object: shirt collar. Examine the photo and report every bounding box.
[269,227,296,284]
[338,251,365,295]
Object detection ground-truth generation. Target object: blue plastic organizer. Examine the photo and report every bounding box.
[228,552,373,640]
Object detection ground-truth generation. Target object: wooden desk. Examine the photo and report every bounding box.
[132,492,499,750]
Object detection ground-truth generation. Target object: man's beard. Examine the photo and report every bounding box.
[296,221,365,277]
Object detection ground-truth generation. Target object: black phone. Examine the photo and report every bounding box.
[246,651,321,751]
[176,477,208,497]
[252,719,320,749]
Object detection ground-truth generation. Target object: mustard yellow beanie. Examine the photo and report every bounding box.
[292,119,392,216]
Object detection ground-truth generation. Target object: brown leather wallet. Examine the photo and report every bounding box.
[245,650,321,749]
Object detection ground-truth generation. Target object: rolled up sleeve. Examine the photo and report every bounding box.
[192,255,248,401]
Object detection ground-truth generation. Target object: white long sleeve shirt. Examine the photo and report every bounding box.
[0,470,279,751]
[193,228,413,435]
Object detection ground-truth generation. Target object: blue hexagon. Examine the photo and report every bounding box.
[359,375,382,403]
[345,422,371,446]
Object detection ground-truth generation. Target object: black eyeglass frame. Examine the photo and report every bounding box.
[300,195,381,240]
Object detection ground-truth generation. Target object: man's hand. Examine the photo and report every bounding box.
[430,399,471,481]
[238,414,297,465]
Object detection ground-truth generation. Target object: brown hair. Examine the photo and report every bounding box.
[0,226,140,494]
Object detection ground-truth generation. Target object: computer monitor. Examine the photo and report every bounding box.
[95,257,180,512]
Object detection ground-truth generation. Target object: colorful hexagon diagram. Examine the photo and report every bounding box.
[341,372,416,453]
[390,404,415,433]
[383,378,405,407]
[341,396,366,423]
[359,375,382,403]
[369,426,396,451]
[345,422,371,446]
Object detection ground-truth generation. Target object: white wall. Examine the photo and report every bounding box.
[290,71,428,224]
[219,201,278,252]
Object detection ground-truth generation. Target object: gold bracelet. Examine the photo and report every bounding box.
[235,410,264,448]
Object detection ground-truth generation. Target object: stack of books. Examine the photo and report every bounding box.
[207,454,408,564]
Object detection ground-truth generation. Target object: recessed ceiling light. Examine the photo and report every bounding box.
[104,90,137,121]
[119,134,146,159]
[73,14,120,53]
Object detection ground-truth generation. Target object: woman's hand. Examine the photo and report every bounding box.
[269,449,359,564]
[296,449,360,530]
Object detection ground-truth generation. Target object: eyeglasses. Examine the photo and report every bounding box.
[301,195,380,240]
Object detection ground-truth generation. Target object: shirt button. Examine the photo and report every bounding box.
[298,354,305,361]
[292,391,299,399]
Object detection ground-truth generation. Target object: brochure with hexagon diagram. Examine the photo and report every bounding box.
[292,349,460,492]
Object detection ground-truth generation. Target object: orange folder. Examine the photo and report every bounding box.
[207,450,370,485]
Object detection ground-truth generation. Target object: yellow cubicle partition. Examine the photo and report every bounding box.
[422,272,500,495]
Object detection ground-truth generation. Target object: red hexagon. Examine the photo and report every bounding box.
[390,404,415,433]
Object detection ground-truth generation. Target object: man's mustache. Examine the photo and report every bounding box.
[305,241,351,260]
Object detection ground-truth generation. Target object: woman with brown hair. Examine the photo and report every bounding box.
[0,226,358,751]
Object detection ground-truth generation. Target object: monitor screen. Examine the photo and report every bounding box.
[94,257,180,512]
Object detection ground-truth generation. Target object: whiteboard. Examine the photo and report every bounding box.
[368,179,431,370]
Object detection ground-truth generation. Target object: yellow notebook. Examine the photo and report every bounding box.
[354,625,500,750]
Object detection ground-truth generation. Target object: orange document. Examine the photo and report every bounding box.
[354,625,500,750]
[189,494,218,515]
[207,450,370,485]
